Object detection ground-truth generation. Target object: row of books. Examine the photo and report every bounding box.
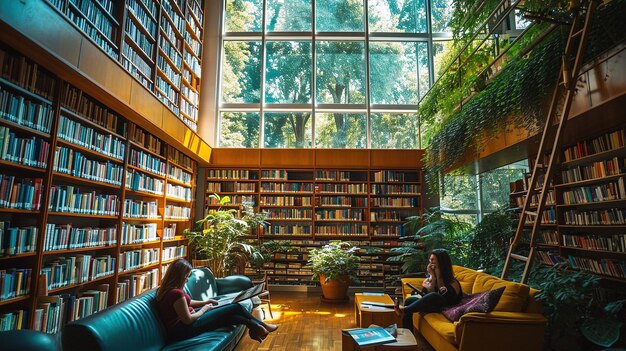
[157,55,182,87]
[164,204,190,219]
[207,182,256,193]
[265,209,312,220]
[163,223,177,240]
[180,99,197,121]
[537,230,559,245]
[0,221,37,256]
[122,44,153,89]
[561,157,625,184]
[529,191,556,206]
[117,269,158,303]
[0,268,32,300]
[370,211,404,222]
[567,255,626,279]
[160,13,182,52]
[127,0,157,39]
[264,224,312,235]
[563,208,626,225]
[44,223,117,251]
[58,115,126,160]
[125,17,154,58]
[561,178,626,205]
[54,146,124,185]
[0,45,57,101]
[158,36,182,68]
[372,171,418,183]
[121,222,158,244]
[162,245,186,261]
[166,183,192,201]
[0,126,51,168]
[524,207,556,225]
[316,209,364,221]
[130,125,163,157]
[162,0,185,34]
[130,149,166,176]
[40,255,116,290]
[261,196,312,206]
[208,169,252,179]
[156,76,179,106]
[126,169,164,195]
[563,233,626,253]
[123,199,159,219]
[66,5,119,60]
[119,248,160,272]
[0,175,43,211]
[536,250,565,265]
[0,86,53,134]
[48,185,119,216]
[370,184,420,194]
[317,183,367,194]
[371,197,419,208]
[315,224,369,236]
[315,171,352,181]
[0,309,27,331]
[61,85,124,134]
[563,129,625,162]
[370,224,407,236]
[261,183,314,193]
[168,164,192,184]
[168,146,193,170]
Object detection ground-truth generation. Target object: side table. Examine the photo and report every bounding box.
[354,293,398,328]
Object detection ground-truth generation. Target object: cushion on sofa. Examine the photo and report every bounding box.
[161,328,244,351]
[452,266,479,294]
[185,268,220,300]
[471,274,529,312]
[442,287,505,322]
[422,313,458,345]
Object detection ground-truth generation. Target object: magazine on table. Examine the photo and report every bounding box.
[343,326,397,347]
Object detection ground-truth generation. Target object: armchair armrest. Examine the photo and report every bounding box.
[400,277,426,299]
[456,312,546,351]
[216,275,253,295]
[0,330,60,351]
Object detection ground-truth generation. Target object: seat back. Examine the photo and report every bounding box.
[62,290,166,351]
[185,267,219,301]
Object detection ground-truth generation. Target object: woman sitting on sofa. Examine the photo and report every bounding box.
[395,249,463,330]
[156,259,278,343]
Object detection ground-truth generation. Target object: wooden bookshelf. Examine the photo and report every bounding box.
[0,44,195,332]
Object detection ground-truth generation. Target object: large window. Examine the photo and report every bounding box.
[219,0,453,148]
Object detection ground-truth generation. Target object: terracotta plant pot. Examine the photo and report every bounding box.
[319,274,350,300]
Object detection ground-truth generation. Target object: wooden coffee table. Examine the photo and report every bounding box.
[354,293,398,328]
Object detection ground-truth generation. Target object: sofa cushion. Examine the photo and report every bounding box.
[471,274,529,312]
[442,287,505,322]
[185,268,219,301]
[421,313,458,345]
[162,327,243,351]
[452,266,479,294]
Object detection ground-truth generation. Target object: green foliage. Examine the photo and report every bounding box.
[466,209,515,273]
[388,207,474,273]
[185,194,267,276]
[308,241,360,282]
[248,240,296,269]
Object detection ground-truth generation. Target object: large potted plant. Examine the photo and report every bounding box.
[308,241,359,302]
[185,194,267,277]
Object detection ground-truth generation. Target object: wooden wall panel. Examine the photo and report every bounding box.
[314,149,370,168]
[370,149,424,168]
[0,0,82,66]
[78,41,132,103]
[129,81,163,129]
[210,148,261,167]
[260,149,315,168]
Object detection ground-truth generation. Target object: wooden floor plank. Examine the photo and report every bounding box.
[234,291,435,351]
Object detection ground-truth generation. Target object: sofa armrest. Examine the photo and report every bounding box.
[400,277,426,299]
[456,312,546,351]
[216,275,254,295]
[0,329,60,351]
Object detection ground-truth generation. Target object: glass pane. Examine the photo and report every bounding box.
[431,0,454,32]
[368,0,427,33]
[441,174,478,210]
[225,0,263,32]
[315,113,366,148]
[316,41,366,104]
[316,0,364,32]
[266,0,312,32]
[417,41,430,99]
[370,113,419,149]
[222,41,262,103]
[369,42,418,104]
[220,112,260,147]
[265,41,312,103]
[514,9,530,30]
[480,161,529,211]
[264,113,312,147]
[432,40,451,80]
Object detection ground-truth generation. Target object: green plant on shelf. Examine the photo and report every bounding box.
[308,241,359,283]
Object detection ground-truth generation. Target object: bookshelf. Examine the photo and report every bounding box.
[42,0,203,131]
[0,44,196,332]
[205,161,423,293]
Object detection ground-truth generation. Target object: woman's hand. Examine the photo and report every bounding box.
[199,304,212,314]
[207,299,219,306]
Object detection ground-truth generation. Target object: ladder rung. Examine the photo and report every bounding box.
[572,29,584,37]
[525,211,538,216]
[511,254,529,262]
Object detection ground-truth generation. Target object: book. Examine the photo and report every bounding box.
[343,326,397,347]
[360,301,394,308]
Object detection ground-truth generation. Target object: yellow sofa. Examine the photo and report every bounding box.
[401,266,546,351]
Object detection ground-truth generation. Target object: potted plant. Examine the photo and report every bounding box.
[185,194,267,277]
[308,241,359,302]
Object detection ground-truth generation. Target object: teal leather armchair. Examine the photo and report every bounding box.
[61,267,254,351]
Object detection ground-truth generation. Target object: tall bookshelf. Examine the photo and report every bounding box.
[0,44,196,332]
[43,0,203,131]
[206,164,423,293]
[509,125,626,283]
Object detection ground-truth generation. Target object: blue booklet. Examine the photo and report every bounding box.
[344,327,397,347]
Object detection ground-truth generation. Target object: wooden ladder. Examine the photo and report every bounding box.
[501,0,599,284]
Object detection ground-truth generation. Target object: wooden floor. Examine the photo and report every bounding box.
[235,291,435,351]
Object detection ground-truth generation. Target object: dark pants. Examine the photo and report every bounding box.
[169,303,256,341]
[402,293,447,331]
